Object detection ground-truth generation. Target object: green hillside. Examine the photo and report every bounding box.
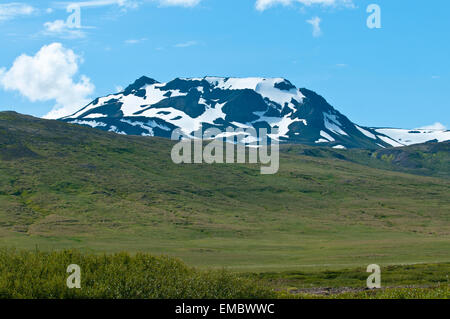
[0,111,449,271]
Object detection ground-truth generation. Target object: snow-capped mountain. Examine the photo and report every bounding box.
[61,76,450,149]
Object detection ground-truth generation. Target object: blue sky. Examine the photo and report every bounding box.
[0,0,448,129]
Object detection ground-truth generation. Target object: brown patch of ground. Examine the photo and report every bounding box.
[287,285,436,296]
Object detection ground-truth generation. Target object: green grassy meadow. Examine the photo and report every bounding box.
[0,112,449,298]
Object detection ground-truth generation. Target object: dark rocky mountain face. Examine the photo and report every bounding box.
[60,76,447,149]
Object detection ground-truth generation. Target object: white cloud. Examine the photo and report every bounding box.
[44,19,67,32]
[0,3,35,21]
[306,16,322,37]
[255,0,354,11]
[418,123,447,131]
[43,20,86,38]
[255,0,289,11]
[0,43,94,119]
[155,0,202,7]
[174,40,198,48]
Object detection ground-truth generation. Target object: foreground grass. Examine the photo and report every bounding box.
[276,286,450,299]
[0,249,448,299]
[0,249,275,299]
[327,286,449,299]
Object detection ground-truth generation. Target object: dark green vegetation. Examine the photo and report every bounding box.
[0,249,273,299]
[0,111,449,272]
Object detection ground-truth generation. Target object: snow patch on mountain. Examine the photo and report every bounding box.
[139,102,227,136]
[69,119,107,128]
[377,135,405,147]
[375,128,450,146]
[323,113,348,136]
[320,130,335,142]
[355,125,376,139]
[108,126,126,135]
[83,113,107,119]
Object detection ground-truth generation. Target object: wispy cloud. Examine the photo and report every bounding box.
[125,38,148,44]
[54,0,201,9]
[43,20,87,39]
[255,0,354,11]
[174,40,198,48]
[155,0,202,7]
[0,3,35,21]
[306,16,322,37]
[43,1,137,38]
[54,0,139,9]
[42,0,200,39]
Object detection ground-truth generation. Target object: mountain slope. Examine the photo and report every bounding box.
[1,111,449,270]
[61,76,421,149]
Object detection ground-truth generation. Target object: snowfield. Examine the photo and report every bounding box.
[374,128,450,146]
